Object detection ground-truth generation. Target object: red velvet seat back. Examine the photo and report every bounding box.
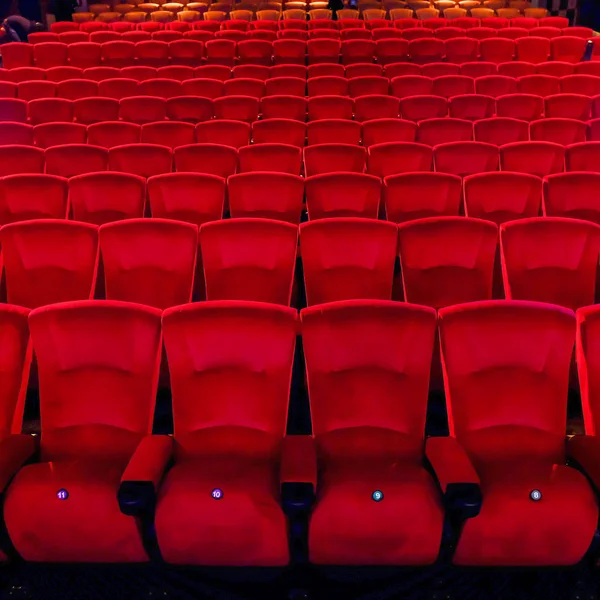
[162,301,297,458]
[29,301,162,462]
[501,217,600,311]
[300,218,397,306]
[0,220,98,310]
[439,300,575,465]
[199,218,298,306]
[0,305,31,439]
[99,219,198,310]
[301,300,436,461]
[398,216,497,309]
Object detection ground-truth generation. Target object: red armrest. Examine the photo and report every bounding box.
[426,436,480,493]
[568,435,600,489]
[121,435,173,489]
[280,435,317,489]
[0,434,37,492]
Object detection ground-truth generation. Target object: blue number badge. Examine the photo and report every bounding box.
[56,489,69,501]
[372,490,384,503]
[212,488,223,500]
[529,489,542,502]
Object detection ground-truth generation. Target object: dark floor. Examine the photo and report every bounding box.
[2,560,600,600]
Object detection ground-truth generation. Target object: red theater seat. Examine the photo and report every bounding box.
[301,300,442,565]
[537,61,574,77]
[566,142,600,173]
[33,122,86,149]
[545,94,592,120]
[0,304,36,548]
[87,122,141,148]
[252,119,307,147]
[530,118,587,145]
[303,143,366,176]
[0,220,98,309]
[119,96,167,124]
[300,218,397,305]
[28,98,74,125]
[463,171,542,224]
[495,94,544,121]
[475,75,517,98]
[69,172,146,225]
[155,301,298,565]
[474,117,529,145]
[99,219,198,309]
[45,144,108,178]
[0,43,33,69]
[199,219,298,305]
[74,98,120,125]
[0,123,34,146]
[147,172,225,226]
[500,217,600,310]
[417,118,473,146]
[368,142,433,177]
[213,95,260,122]
[0,146,44,176]
[228,172,304,224]
[141,121,196,149]
[174,143,238,177]
[108,143,172,178]
[383,172,461,224]
[362,119,418,146]
[434,141,499,177]
[500,141,565,177]
[517,74,560,97]
[305,172,381,220]
[4,301,164,563]
[543,172,600,225]
[306,119,362,145]
[261,95,308,121]
[0,174,68,224]
[238,143,303,175]
[434,300,597,566]
[307,95,354,120]
[397,216,497,308]
[196,120,251,147]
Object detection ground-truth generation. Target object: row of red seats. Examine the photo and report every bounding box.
[2,92,600,125]
[0,169,596,227]
[17,25,597,46]
[0,215,599,310]
[3,60,600,83]
[3,73,600,101]
[47,15,575,34]
[1,36,594,69]
[4,117,600,150]
[0,139,598,178]
[1,298,600,565]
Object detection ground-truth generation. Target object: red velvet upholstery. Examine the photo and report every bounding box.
[0,305,31,440]
[576,305,600,438]
[305,172,381,220]
[300,218,397,306]
[120,435,173,489]
[99,219,198,310]
[398,217,498,309]
[199,218,298,305]
[543,172,600,224]
[4,301,163,562]
[0,220,99,309]
[439,300,598,566]
[228,172,304,224]
[147,173,225,226]
[0,175,68,225]
[500,217,600,310]
[425,436,479,493]
[301,299,443,565]
[156,301,298,565]
[463,172,543,225]
[384,172,462,223]
[69,172,146,225]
